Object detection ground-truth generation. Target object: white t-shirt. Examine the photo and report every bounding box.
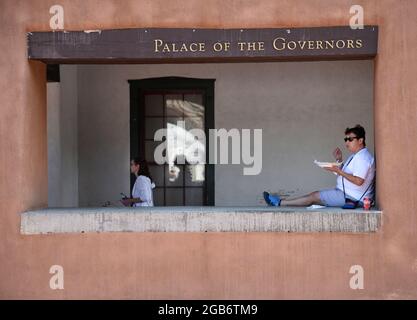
[336,148,375,201]
[132,175,154,207]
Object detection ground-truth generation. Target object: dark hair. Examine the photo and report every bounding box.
[345,124,366,146]
[131,157,152,181]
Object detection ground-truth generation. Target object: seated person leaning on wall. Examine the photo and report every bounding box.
[263,125,375,208]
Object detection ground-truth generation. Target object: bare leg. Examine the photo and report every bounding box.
[280,191,324,207]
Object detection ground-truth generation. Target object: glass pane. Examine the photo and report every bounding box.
[145,117,164,140]
[183,94,204,119]
[184,117,204,131]
[166,94,183,117]
[145,140,162,163]
[165,164,184,186]
[185,187,204,206]
[153,188,164,206]
[166,188,183,206]
[148,165,164,187]
[145,94,163,116]
[166,117,186,164]
[166,117,184,128]
[184,94,203,106]
[183,118,206,166]
[183,96,205,167]
[185,165,205,186]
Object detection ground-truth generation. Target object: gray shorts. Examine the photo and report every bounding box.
[319,188,350,207]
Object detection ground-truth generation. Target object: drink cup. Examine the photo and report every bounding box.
[363,197,371,210]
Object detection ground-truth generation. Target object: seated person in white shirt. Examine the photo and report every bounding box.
[121,157,155,207]
[263,125,375,207]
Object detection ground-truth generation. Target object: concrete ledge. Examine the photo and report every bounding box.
[21,207,382,234]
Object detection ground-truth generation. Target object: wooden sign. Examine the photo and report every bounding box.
[28,26,378,63]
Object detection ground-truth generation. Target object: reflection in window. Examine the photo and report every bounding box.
[143,92,206,206]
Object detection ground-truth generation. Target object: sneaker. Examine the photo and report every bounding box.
[263,191,281,207]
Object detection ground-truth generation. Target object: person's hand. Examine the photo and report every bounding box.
[333,147,343,162]
[120,198,131,207]
[324,165,342,175]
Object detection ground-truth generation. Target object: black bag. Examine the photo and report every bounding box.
[342,198,359,209]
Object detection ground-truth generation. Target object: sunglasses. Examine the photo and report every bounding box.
[344,136,358,142]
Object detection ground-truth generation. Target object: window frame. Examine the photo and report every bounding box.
[128,77,216,206]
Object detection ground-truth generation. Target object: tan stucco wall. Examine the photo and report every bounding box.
[0,0,416,299]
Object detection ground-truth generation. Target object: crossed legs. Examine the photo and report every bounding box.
[280,191,324,206]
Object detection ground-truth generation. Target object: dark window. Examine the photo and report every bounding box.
[129,77,215,206]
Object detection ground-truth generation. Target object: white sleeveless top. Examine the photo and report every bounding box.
[132,175,154,207]
[336,148,375,201]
